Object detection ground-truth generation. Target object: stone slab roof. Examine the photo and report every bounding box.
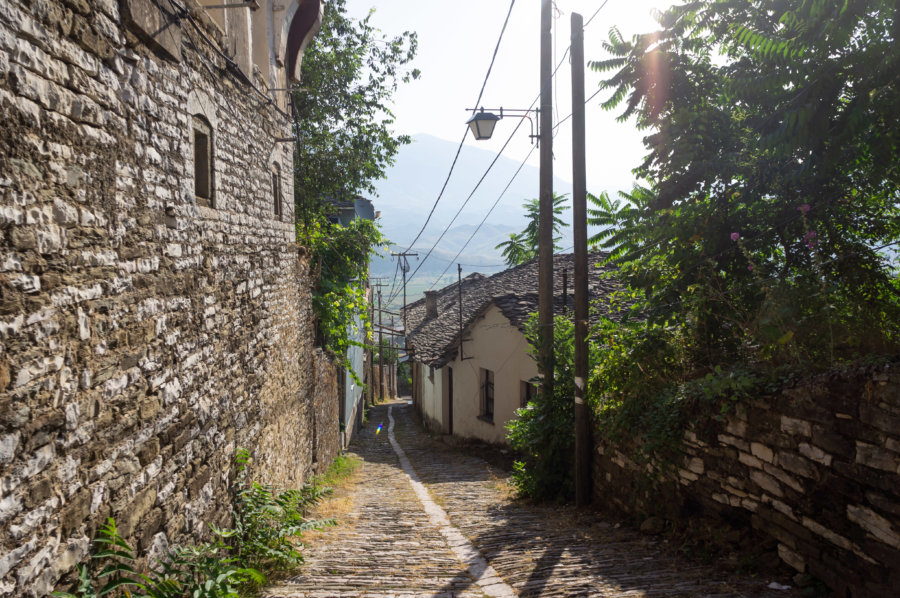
[405,251,618,366]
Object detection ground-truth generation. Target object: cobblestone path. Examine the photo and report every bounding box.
[264,400,797,598]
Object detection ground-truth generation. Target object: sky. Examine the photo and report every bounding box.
[342,0,674,192]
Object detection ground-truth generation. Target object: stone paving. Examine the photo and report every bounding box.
[264,400,799,598]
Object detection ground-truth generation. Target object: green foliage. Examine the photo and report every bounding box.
[585,0,900,479]
[588,0,900,367]
[495,194,570,267]
[55,451,333,598]
[506,315,577,501]
[230,448,334,576]
[302,216,387,376]
[312,453,360,489]
[292,0,419,223]
[53,518,259,598]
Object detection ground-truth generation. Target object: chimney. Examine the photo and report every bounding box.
[424,291,438,320]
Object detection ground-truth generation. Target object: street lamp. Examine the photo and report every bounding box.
[465,107,539,144]
[465,110,500,140]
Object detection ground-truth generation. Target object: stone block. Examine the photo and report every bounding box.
[117,483,157,539]
[802,516,852,550]
[738,451,763,470]
[60,488,91,536]
[859,403,900,436]
[778,543,806,572]
[855,441,898,473]
[122,0,181,61]
[847,504,900,549]
[778,452,818,480]
[750,470,783,498]
[751,442,775,464]
[798,442,832,466]
[780,416,812,436]
[762,463,804,494]
[811,425,855,460]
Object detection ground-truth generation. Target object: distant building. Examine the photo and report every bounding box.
[404,252,616,445]
[325,195,376,226]
[332,196,376,448]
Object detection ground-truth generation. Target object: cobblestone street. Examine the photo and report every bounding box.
[264,400,798,598]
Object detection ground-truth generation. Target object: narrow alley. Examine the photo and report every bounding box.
[264,400,797,598]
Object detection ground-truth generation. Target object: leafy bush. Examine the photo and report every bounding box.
[55,450,334,598]
[301,215,386,379]
[506,316,577,501]
[230,448,334,575]
[581,0,900,477]
[53,518,260,598]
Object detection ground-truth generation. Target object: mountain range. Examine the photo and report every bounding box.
[368,134,578,300]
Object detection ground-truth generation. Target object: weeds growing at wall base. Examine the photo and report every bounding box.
[54,449,335,598]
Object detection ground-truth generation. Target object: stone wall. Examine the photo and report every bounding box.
[0,0,336,595]
[593,363,900,598]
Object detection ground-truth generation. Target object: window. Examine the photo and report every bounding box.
[520,380,538,408]
[480,368,494,422]
[271,164,282,218]
[192,115,213,207]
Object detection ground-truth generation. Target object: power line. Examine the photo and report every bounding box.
[399,0,518,256]
[429,145,537,289]
[390,105,534,302]
[584,0,612,28]
[394,0,616,297]
[387,0,518,299]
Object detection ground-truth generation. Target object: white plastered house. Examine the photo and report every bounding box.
[405,252,615,445]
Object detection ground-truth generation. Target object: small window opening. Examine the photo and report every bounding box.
[272,164,282,218]
[481,369,495,422]
[193,115,213,207]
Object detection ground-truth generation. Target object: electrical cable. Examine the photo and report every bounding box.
[584,0,612,29]
[390,105,534,302]
[428,145,537,289]
[394,0,616,298]
[386,0,518,301]
[399,0,518,256]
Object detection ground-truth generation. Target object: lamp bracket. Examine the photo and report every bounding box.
[203,1,260,10]
[466,106,541,146]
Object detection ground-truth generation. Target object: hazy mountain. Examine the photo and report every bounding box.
[369,134,576,297]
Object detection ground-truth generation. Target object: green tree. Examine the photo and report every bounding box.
[304,216,386,366]
[495,194,570,267]
[506,315,577,501]
[589,0,900,366]
[292,0,419,223]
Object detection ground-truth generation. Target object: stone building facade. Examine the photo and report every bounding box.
[0,0,339,595]
[593,363,900,598]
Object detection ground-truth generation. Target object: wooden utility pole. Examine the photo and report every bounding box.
[378,288,384,402]
[538,0,555,402]
[458,264,464,361]
[391,251,417,332]
[571,12,592,506]
[369,279,387,406]
[390,315,397,398]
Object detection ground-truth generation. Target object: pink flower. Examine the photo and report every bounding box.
[730,232,740,242]
[798,204,810,214]
[805,230,816,240]
[748,264,754,271]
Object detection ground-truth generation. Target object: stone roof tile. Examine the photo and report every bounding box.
[405,251,617,366]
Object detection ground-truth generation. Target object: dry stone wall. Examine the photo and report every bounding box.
[593,363,900,598]
[0,1,338,595]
